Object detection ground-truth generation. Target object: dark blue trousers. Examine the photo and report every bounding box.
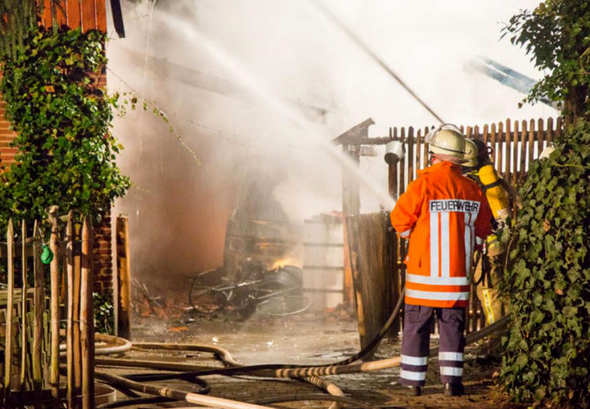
[400,304,465,386]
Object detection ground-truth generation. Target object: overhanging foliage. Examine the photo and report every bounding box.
[503,0,590,119]
[0,29,130,222]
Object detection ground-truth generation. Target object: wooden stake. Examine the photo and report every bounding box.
[80,217,95,409]
[74,243,82,402]
[49,210,60,402]
[4,219,15,409]
[20,221,28,394]
[116,216,132,340]
[66,212,77,409]
[32,220,44,409]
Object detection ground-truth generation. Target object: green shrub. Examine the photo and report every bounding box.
[500,120,590,407]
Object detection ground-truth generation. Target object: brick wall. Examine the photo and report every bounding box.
[0,73,18,167]
[0,69,114,296]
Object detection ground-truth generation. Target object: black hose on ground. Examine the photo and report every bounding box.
[104,313,512,382]
[124,288,407,383]
[97,396,175,409]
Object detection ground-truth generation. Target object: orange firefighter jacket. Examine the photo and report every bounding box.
[390,161,492,308]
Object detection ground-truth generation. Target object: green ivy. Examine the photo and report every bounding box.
[93,291,114,335]
[0,28,130,222]
[499,120,590,407]
[502,1,590,118]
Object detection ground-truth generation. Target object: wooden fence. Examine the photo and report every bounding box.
[386,117,561,333]
[389,117,563,197]
[0,212,96,409]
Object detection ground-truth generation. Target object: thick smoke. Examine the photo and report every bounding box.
[107,0,551,293]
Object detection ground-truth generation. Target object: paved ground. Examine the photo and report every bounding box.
[101,307,508,408]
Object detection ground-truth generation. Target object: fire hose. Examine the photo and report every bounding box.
[94,291,511,409]
[95,290,407,408]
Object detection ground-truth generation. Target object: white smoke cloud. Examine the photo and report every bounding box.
[107,0,550,289]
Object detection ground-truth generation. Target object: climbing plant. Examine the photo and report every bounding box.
[499,121,590,407]
[500,2,590,406]
[0,28,130,222]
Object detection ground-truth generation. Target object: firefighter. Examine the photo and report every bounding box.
[462,139,519,357]
[390,125,492,397]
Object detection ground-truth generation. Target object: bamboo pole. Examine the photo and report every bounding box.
[66,212,77,409]
[80,217,95,409]
[4,219,15,409]
[49,208,60,402]
[32,220,44,409]
[20,221,28,394]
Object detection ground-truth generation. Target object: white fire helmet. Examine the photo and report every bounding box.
[425,124,466,163]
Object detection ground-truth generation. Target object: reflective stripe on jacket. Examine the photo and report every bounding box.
[390,161,493,308]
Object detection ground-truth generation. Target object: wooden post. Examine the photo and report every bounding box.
[32,221,44,409]
[115,216,132,340]
[66,212,77,409]
[20,221,28,396]
[73,227,83,402]
[4,220,15,408]
[80,217,95,409]
[49,210,60,402]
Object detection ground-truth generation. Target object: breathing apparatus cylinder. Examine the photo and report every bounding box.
[478,165,510,222]
[477,164,510,257]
